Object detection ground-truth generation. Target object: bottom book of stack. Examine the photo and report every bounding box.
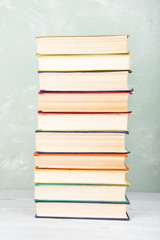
[34,153,130,220]
[35,199,130,220]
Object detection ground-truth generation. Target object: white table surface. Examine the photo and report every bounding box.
[0,191,160,240]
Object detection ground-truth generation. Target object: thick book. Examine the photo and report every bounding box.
[38,70,132,92]
[35,197,130,220]
[36,35,129,54]
[37,112,130,131]
[38,91,133,113]
[34,152,128,169]
[35,130,129,154]
[37,53,130,71]
[35,178,130,202]
[34,164,129,184]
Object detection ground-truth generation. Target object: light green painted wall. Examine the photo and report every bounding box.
[0,0,160,192]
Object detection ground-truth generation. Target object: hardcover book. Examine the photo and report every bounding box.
[34,152,128,169]
[35,197,130,220]
[36,35,129,54]
[35,130,129,154]
[35,178,130,202]
[37,53,130,71]
[34,165,129,184]
[38,90,133,113]
[38,70,132,92]
[37,112,131,131]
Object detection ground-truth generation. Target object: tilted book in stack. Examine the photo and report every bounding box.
[35,35,132,220]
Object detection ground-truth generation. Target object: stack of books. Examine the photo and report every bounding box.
[35,35,132,220]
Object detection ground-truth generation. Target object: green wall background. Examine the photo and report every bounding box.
[0,0,160,192]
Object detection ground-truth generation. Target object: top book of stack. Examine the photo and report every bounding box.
[36,35,130,54]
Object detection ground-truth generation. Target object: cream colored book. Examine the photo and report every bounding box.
[34,152,128,170]
[36,35,129,54]
[35,200,130,220]
[38,70,131,91]
[38,91,132,112]
[37,53,130,71]
[35,131,129,153]
[34,165,129,184]
[35,178,130,202]
[37,113,130,131]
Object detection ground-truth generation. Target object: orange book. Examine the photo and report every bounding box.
[34,152,128,170]
[34,164,129,185]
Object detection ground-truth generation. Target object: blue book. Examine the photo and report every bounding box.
[35,196,130,220]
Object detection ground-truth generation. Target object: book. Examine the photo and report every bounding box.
[34,153,128,169]
[38,91,133,113]
[37,112,130,131]
[35,131,129,153]
[34,164,129,184]
[37,53,130,71]
[38,70,132,92]
[35,198,130,220]
[36,35,129,54]
[35,178,130,202]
